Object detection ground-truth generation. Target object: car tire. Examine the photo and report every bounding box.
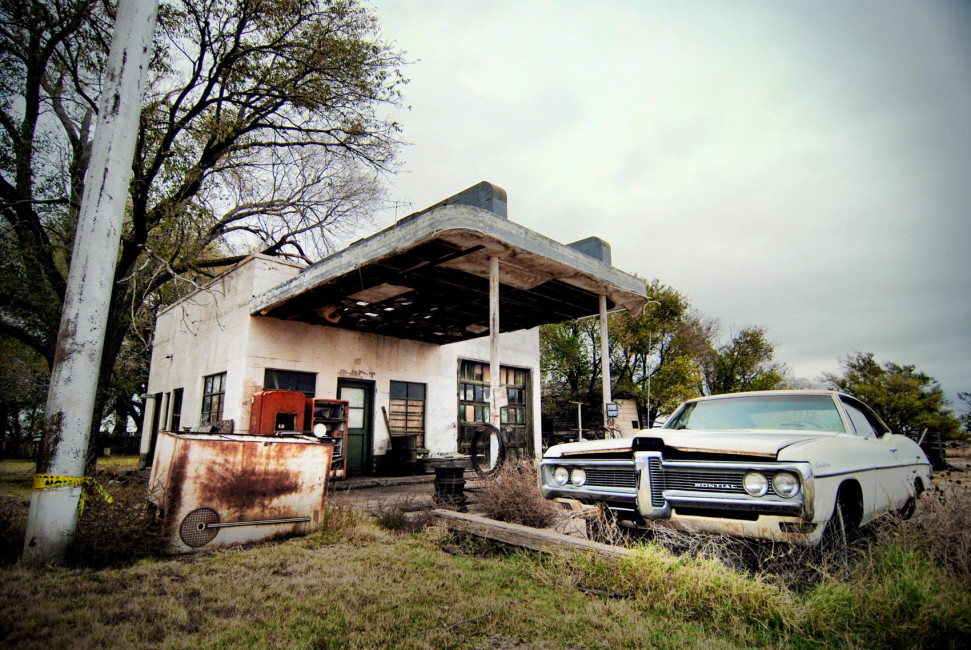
[470,424,507,478]
[898,478,924,520]
[823,486,862,551]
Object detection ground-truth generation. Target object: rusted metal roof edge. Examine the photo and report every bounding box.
[249,204,648,317]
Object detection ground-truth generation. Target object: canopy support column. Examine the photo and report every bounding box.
[489,256,501,463]
[600,294,612,427]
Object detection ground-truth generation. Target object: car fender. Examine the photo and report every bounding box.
[777,435,878,524]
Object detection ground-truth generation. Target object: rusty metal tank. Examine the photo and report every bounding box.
[148,430,333,553]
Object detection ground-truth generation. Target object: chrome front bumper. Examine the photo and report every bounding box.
[541,451,816,522]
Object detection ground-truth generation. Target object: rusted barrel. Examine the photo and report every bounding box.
[434,466,466,507]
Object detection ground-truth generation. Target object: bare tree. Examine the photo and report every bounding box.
[0,0,406,465]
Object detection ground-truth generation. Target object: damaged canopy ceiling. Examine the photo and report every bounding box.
[250,186,647,345]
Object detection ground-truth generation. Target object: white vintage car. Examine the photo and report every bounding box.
[541,390,932,545]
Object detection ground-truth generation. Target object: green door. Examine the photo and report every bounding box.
[338,379,373,476]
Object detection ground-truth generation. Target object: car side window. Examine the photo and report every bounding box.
[843,402,877,438]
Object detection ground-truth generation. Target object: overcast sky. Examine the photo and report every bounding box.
[366,0,971,404]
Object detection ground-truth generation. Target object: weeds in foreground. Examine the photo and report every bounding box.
[475,459,559,528]
[0,481,969,648]
[0,505,26,565]
[369,497,436,534]
[880,482,971,580]
[65,471,165,568]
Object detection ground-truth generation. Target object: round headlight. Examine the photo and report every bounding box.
[553,466,570,486]
[772,472,800,498]
[571,468,587,486]
[743,471,769,497]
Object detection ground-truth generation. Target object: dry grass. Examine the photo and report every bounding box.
[0,505,742,649]
[64,471,165,568]
[94,454,141,473]
[1,457,969,647]
[947,443,971,459]
[0,458,35,504]
[876,482,971,581]
[369,497,436,534]
[475,459,559,528]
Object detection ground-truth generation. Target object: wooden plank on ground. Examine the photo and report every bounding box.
[431,509,630,559]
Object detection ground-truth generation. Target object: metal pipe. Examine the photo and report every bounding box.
[23,0,159,565]
[206,517,312,529]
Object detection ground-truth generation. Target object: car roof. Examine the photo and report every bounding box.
[683,390,845,404]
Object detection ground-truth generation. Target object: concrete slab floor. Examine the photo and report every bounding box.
[328,472,485,513]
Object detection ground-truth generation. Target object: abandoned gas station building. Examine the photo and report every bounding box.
[138,182,647,475]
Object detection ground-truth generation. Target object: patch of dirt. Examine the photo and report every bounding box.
[932,444,971,490]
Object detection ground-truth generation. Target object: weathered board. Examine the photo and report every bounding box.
[431,509,630,559]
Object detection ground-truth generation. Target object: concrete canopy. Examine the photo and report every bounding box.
[250,183,647,344]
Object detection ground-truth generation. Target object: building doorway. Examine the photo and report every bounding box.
[337,378,374,476]
[146,392,163,465]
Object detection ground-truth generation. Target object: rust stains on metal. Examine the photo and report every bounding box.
[150,431,333,552]
[204,459,302,512]
[37,411,64,474]
[52,315,78,366]
[160,443,190,542]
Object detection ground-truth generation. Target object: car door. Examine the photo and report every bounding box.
[841,398,910,515]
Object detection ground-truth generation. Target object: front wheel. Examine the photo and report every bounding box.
[897,478,924,520]
[824,500,848,549]
[822,487,862,551]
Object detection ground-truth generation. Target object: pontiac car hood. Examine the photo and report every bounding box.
[547,430,836,459]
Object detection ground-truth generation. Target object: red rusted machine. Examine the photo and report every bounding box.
[250,390,306,434]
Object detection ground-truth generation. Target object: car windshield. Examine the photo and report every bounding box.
[664,394,846,432]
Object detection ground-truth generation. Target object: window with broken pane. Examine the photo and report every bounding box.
[201,372,226,424]
[389,380,426,447]
[457,360,531,457]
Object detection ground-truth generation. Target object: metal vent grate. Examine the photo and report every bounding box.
[649,457,664,507]
[585,468,637,489]
[179,507,220,548]
[654,466,782,497]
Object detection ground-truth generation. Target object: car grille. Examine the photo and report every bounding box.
[650,463,783,498]
[649,457,664,507]
[585,468,637,489]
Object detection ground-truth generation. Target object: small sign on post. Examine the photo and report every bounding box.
[606,402,619,419]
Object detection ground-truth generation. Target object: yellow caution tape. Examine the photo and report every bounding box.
[33,474,114,514]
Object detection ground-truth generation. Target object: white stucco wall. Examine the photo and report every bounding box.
[143,255,542,464]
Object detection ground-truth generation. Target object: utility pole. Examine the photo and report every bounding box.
[23,0,159,565]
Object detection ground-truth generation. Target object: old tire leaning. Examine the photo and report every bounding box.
[470,424,507,478]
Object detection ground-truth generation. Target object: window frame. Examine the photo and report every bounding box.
[201,372,226,424]
[263,368,317,398]
[389,380,426,444]
[457,360,531,456]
